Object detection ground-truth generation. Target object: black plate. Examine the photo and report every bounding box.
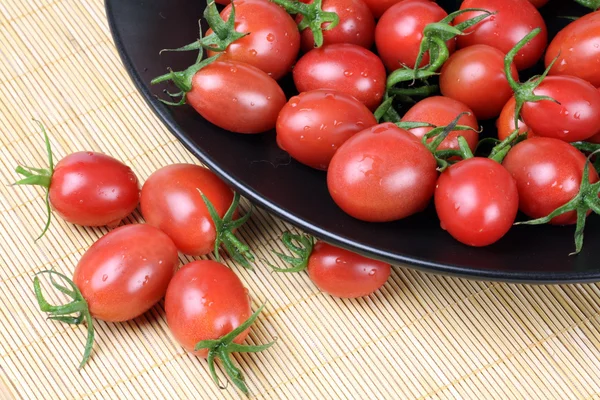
[106,0,599,283]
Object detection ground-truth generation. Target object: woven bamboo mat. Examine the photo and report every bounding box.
[1,1,600,399]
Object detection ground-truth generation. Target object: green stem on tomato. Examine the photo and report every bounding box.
[269,232,315,273]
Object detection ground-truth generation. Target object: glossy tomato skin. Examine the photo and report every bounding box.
[435,158,518,247]
[545,12,600,88]
[165,260,251,357]
[521,76,600,142]
[502,137,599,225]
[49,152,139,227]
[454,0,547,71]
[327,123,438,222]
[308,241,391,298]
[276,89,377,170]
[187,61,286,134]
[73,225,179,322]
[401,96,479,152]
[206,0,300,80]
[293,44,386,110]
[375,0,453,71]
[496,97,536,141]
[440,45,518,120]
[140,164,234,256]
[297,0,375,52]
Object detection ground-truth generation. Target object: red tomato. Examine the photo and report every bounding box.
[375,0,453,71]
[361,0,412,18]
[48,152,139,227]
[528,0,549,7]
[401,96,479,152]
[297,0,375,52]
[454,0,547,70]
[293,43,386,110]
[215,0,231,4]
[140,164,234,256]
[165,260,251,357]
[502,137,599,225]
[520,76,600,142]
[308,242,391,298]
[496,97,536,141]
[206,0,300,80]
[186,61,286,134]
[545,11,600,88]
[440,44,518,120]
[327,123,438,222]
[73,225,179,322]
[276,89,377,170]
[435,158,518,247]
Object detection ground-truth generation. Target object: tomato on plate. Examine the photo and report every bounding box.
[496,97,536,141]
[276,89,377,170]
[293,43,386,110]
[206,0,300,80]
[454,0,547,70]
[401,96,479,152]
[435,158,518,247]
[327,123,438,222]
[375,0,453,71]
[440,44,518,120]
[545,11,600,88]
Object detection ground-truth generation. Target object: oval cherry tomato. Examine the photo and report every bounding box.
[440,44,518,120]
[521,76,600,142]
[435,158,518,247]
[165,260,251,357]
[73,224,179,322]
[327,123,438,222]
[206,0,300,80]
[502,137,599,225]
[545,11,600,88]
[141,164,234,256]
[375,0,453,71]
[401,96,479,152]
[293,43,386,110]
[187,61,286,134]
[454,0,547,71]
[297,0,375,52]
[361,0,410,18]
[276,89,377,170]
[496,97,536,141]
[308,241,391,298]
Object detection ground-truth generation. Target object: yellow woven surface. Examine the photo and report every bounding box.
[1,1,600,399]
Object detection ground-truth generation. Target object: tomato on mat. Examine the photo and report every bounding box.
[496,97,536,141]
[276,89,377,170]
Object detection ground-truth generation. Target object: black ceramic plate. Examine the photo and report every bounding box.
[106,0,599,283]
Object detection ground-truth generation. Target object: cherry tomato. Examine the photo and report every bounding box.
[308,241,391,298]
[165,260,251,357]
[327,123,438,222]
[276,89,377,170]
[527,0,549,7]
[206,0,300,80]
[545,11,600,88]
[73,225,179,322]
[435,158,518,247]
[520,76,600,142]
[375,0,453,71]
[297,0,375,52]
[454,0,547,71]
[140,164,234,256]
[440,44,518,120]
[293,43,386,110]
[496,97,536,141]
[401,96,479,152]
[361,0,411,18]
[186,61,286,134]
[502,137,599,225]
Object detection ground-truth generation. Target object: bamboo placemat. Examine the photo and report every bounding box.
[1,1,600,399]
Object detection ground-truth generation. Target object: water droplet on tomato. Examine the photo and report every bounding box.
[361,71,368,77]
[319,124,327,131]
[325,93,335,100]
[562,129,570,135]
[143,276,149,285]
[454,203,460,211]
[368,270,376,276]
[87,152,93,156]
[300,135,305,140]
[249,49,257,56]
[207,301,214,307]
[558,59,568,72]
[250,101,255,106]
[335,258,347,264]
[102,274,108,282]
[334,120,343,127]
[303,126,310,131]
[356,121,365,128]
[573,112,581,120]
[289,98,299,107]
[344,70,353,77]
[230,66,237,73]
[267,96,272,100]
[158,260,163,265]
[266,33,275,42]
[232,97,238,103]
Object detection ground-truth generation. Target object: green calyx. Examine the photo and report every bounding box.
[271,0,339,48]
[574,0,600,10]
[515,151,600,255]
[200,191,255,269]
[33,270,95,369]
[270,231,315,273]
[195,304,276,395]
[13,120,54,240]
